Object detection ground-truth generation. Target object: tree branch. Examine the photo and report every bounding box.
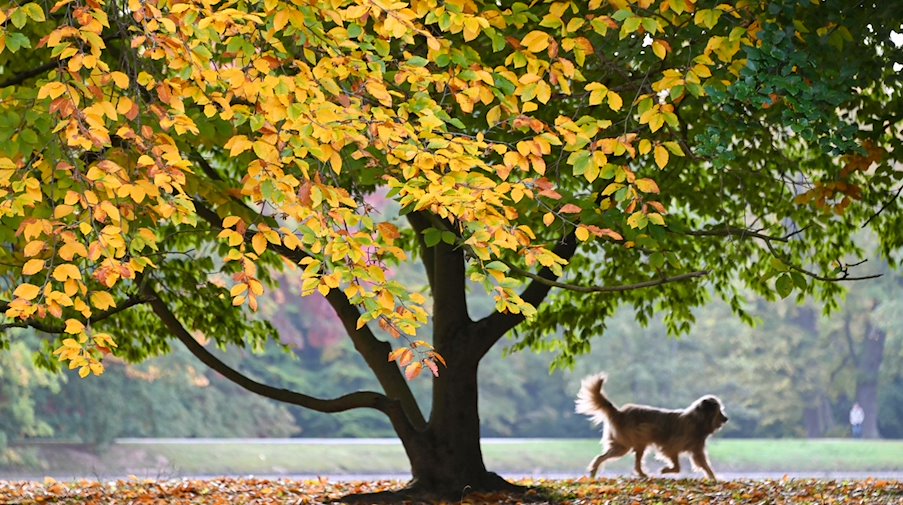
[760,239,881,282]
[473,231,579,357]
[144,285,416,431]
[0,61,58,89]
[503,263,709,293]
[680,226,792,242]
[190,196,427,429]
[0,295,151,333]
[861,183,903,229]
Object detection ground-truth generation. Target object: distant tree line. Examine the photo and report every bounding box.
[2,265,901,464]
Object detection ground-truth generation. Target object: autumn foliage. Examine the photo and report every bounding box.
[0,0,766,376]
[1,477,901,504]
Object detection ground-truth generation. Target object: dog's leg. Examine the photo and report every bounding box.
[661,452,681,474]
[691,449,717,480]
[588,443,629,478]
[633,446,648,478]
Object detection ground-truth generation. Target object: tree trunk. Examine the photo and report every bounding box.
[855,322,886,439]
[345,339,523,503]
[406,360,516,496]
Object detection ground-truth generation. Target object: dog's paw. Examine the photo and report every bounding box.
[661,466,679,474]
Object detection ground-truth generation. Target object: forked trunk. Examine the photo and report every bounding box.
[344,349,525,503]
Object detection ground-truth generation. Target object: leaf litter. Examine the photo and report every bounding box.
[0,476,900,504]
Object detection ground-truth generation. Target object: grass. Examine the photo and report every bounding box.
[6,438,902,478]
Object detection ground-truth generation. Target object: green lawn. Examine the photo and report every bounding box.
[8,438,902,477]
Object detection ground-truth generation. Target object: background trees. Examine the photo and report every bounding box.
[1,0,901,497]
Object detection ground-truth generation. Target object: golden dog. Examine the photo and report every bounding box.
[576,372,728,480]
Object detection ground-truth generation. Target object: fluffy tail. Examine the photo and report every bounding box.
[575,372,619,426]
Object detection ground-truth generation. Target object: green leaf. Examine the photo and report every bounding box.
[423,228,441,247]
[407,56,429,67]
[23,3,45,22]
[5,32,31,52]
[10,8,28,28]
[775,274,793,298]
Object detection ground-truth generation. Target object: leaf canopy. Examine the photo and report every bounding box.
[0,0,900,374]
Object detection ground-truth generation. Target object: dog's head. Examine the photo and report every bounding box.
[695,395,729,433]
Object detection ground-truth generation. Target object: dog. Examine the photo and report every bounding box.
[575,372,728,480]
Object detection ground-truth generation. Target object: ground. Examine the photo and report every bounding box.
[0,476,900,504]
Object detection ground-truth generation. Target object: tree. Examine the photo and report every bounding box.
[1,0,901,499]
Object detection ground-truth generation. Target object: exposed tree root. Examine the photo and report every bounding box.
[336,472,556,504]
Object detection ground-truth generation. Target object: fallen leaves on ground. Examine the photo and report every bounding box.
[0,476,900,504]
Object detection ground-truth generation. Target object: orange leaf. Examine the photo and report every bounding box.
[388,347,409,362]
[559,203,582,214]
[405,361,423,380]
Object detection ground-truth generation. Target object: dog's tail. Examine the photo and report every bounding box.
[575,372,619,425]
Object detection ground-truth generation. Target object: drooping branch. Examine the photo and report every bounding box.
[502,263,709,293]
[685,224,880,282]
[861,183,903,229]
[0,62,58,89]
[190,196,427,429]
[680,225,794,242]
[760,239,881,282]
[0,295,151,333]
[144,285,418,437]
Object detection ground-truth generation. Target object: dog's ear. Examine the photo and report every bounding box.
[699,396,721,411]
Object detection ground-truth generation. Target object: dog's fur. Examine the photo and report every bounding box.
[575,372,728,480]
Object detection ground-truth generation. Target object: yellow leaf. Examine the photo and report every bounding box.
[109,71,129,89]
[575,226,590,241]
[652,40,667,59]
[607,91,623,111]
[90,291,116,310]
[24,240,45,257]
[543,212,555,226]
[654,145,669,169]
[636,178,660,193]
[248,279,263,296]
[230,283,248,297]
[252,141,278,162]
[585,82,607,105]
[225,135,253,156]
[64,318,85,334]
[252,232,267,255]
[52,263,81,281]
[79,366,91,378]
[22,259,45,276]
[378,289,394,310]
[521,30,550,53]
[14,283,41,301]
[223,216,241,228]
[37,82,67,100]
